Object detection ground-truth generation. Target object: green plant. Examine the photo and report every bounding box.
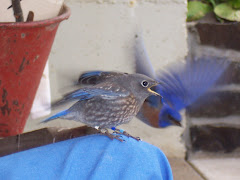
[187,0,240,22]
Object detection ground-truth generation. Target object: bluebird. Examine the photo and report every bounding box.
[134,34,229,128]
[43,73,160,141]
[77,37,229,129]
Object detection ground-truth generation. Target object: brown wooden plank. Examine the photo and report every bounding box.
[0,126,98,157]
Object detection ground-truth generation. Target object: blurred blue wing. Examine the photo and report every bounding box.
[135,34,156,79]
[134,34,229,111]
[156,56,229,110]
[135,34,160,108]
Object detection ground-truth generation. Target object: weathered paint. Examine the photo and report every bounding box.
[0,5,70,137]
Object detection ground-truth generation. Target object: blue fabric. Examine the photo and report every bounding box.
[0,134,173,180]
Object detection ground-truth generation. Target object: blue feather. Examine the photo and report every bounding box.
[80,71,103,79]
[78,71,125,86]
[158,105,181,127]
[52,90,94,107]
[67,89,127,101]
[156,57,229,111]
[42,110,69,123]
[52,88,129,107]
[78,71,105,85]
[67,91,93,100]
[135,33,229,128]
[79,71,103,83]
[135,34,156,79]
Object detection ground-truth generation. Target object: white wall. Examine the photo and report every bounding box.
[25,0,188,158]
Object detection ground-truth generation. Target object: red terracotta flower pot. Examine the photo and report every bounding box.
[0,5,71,137]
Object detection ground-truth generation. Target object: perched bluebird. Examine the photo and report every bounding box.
[134,34,229,128]
[43,73,160,141]
[77,36,229,129]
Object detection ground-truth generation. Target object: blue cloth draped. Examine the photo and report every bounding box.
[0,134,173,180]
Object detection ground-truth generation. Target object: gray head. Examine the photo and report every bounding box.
[117,73,160,99]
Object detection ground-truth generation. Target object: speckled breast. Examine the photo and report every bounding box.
[83,93,140,128]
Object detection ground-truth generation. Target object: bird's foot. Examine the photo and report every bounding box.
[111,127,141,141]
[98,128,125,142]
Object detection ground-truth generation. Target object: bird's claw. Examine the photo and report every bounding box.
[112,128,141,141]
[132,136,141,141]
[98,128,125,142]
[105,132,125,142]
[111,134,125,142]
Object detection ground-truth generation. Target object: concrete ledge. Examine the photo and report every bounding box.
[189,156,240,180]
[168,158,203,180]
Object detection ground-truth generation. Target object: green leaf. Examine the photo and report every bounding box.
[229,0,240,9]
[187,1,213,22]
[205,0,216,7]
[214,3,240,21]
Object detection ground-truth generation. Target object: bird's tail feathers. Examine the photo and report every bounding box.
[42,110,69,123]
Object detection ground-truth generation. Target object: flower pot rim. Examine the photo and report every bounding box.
[0,4,70,28]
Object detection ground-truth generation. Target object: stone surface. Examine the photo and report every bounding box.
[195,13,240,51]
[190,157,240,180]
[168,158,203,180]
[187,21,240,63]
[216,61,240,85]
[186,12,240,180]
[24,0,188,158]
[190,125,240,152]
[187,12,240,157]
[187,91,240,117]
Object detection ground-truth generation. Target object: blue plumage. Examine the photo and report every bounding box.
[52,88,128,107]
[158,105,181,128]
[78,71,123,85]
[73,36,228,129]
[78,71,103,85]
[156,57,228,111]
[42,110,69,123]
[43,72,160,141]
[80,71,103,79]
[135,34,229,128]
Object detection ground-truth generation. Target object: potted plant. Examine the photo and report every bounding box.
[186,0,240,50]
[0,0,70,137]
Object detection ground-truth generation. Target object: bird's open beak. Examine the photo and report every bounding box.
[168,115,182,127]
[171,120,182,127]
[148,82,162,97]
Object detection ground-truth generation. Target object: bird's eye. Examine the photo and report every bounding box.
[141,80,149,87]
